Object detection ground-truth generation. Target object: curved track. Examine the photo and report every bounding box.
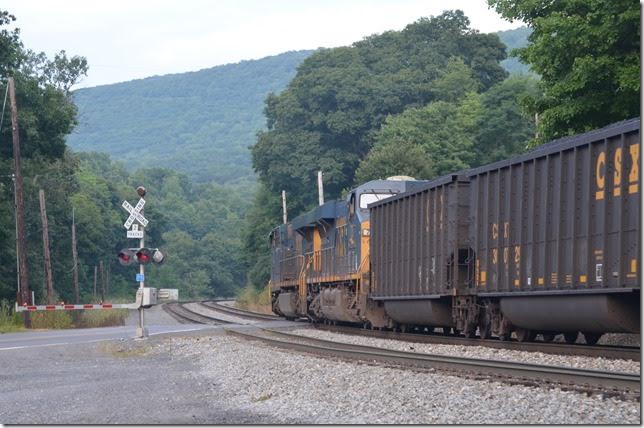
[163,302,233,325]
[315,324,641,361]
[202,301,280,321]
[166,301,640,361]
[225,327,640,399]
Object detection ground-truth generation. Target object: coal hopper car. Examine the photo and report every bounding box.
[369,118,640,344]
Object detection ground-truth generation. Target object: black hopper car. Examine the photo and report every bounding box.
[269,118,641,344]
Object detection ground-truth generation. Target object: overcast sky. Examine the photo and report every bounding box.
[3,0,522,89]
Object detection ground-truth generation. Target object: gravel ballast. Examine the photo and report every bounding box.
[288,328,641,374]
[151,334,641,424]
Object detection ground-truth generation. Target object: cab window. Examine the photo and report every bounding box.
[359,193,395,209]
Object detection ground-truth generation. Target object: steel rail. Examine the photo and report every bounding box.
[225,327,640,397]
[202,301,280,321]
[315,324,641,361]
[163,303,232,325]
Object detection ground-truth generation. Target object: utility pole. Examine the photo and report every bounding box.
[39,189,54,304]
[317,170,324,206]
[93,266,97,300]
[99,260,105,302]
[9,77,29,305]
[106,264,110,296]
[71,207,80,304]
[282,190,287,224]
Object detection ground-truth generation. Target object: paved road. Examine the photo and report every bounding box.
[0,324,212,351]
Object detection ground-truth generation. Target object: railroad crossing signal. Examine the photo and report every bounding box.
[122,198,148,229]
[127,224,144,239]
[118,248,164,266]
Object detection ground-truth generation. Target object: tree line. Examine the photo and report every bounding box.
[244,2,640,289]
[0,10,249,304]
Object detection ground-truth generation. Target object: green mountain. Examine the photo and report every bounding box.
[497,26,533,75]
[67,50,313,183]
[67,28,531,184]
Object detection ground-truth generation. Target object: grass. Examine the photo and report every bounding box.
[78,309,129,328]
[0,299,25,333]
[0,298,129,331]
[252,393,273,402]
[236,284,273,314]
[98,341,149,358]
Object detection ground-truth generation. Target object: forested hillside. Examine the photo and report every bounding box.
[1,3,637,308]
[497,26,532,74]
[67,50,312,184]
[0,10,249,306]
[66,28,530,185]
[243,4,640,288]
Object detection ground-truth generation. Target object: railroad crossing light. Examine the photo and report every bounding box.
[119,247,164,266]
[118,249,136,266]
[135,248,152,265]
[151,248,165,264]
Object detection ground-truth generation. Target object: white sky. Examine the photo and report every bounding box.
[3,0,522,89]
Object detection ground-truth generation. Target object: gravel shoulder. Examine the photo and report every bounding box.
[151,333,640,424]
[2,325,639,424]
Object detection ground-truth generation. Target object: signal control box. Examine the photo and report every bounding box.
[136,287,158,308]
[158,288,179,302]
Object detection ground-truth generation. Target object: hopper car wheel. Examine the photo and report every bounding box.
[541,333,555,343]
[563,332,579,344]
[515,328,536,342]
[582,332,602,346]
[463,327,477,339]
[499,333,511,341]
[478,313,492,340]
[442,327,452,336]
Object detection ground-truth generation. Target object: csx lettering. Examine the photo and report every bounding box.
[595,144,640,200]
[595,151,605,200]
[614,147,622,196]
[629,144,639,193]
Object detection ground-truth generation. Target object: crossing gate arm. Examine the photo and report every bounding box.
[15,302,140,312]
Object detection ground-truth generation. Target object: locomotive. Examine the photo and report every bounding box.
[269,118,641,344]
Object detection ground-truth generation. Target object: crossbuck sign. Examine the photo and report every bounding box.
[122,198,148,236]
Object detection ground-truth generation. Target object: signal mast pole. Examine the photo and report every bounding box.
[136,186,146,338]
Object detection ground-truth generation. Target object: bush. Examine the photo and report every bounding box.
[78,309,128,328]
[30,311,74,329]
[0,299,24,333]
[236,284,272,314]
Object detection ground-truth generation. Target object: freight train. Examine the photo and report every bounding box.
[269,118,641,345]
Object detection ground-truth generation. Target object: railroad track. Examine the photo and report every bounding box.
[167,301,640,361]
[315,324,641,362]
[163,302,233,325]
[202,300,281,321]
[225,327,640,399]
[163,301,277,325]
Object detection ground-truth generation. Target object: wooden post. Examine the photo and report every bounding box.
[93,265,97,301]
[99,260,104,302]
[106,264,110,296]
[39,189,55,304]
[8,77,29,306]
[71,207,80,304]
[317,170,324,206]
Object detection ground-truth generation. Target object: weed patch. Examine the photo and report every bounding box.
[236,285,272,314]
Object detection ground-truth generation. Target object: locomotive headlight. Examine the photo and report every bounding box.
[362,229,370,236]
